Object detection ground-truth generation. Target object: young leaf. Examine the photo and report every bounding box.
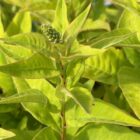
[0,128,15,139]
[6,11,31,36]
[0,53,59,79]
[0,89,48,104]
[118,67,140,119]
[74,123,140,140]
[53,0,69,35]
[64,4,91,44]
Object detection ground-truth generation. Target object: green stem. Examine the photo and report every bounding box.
[59,57,67,140]
[61,101,66,140]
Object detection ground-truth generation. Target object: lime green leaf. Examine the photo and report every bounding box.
[83,48,128,85]
[118,67,140,119]
[3,0,28,7]
[13,78,60,132]
[74,123,140,140]
[0,42,32,60]
[53,0,69,35]
[66,99,140,129]
[33,127,59,140]
[5,129,38,140]
[66,58,85,88]
[69,87,94,113]
[81,19,110,31]
[113,0,138,13]
[3,33,47,51]
[0,12,4,38]
[6,11,31,36]
[0,51,16,95]
[27,79,61,111]
[64,4,91,43]
[0,128,15,139]
[88,29,136,48]
[0,53,59,79]
[0,89,48,104]
[123,48,140,66]
[117,9,140,39]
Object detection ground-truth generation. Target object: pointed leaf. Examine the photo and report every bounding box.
[118,67,140,119]
[3,33,47,51]
[64,4,91,43]
[13,78,60,132]
[6,11,31,36]
[66,58,85,88]
[0,42,32,60]
[66,87,94,113]
[66,99,140,129]
[33,127,59,140]
[74,123,140,140]
[0,89,48,104]
[0,128,15,139]
[88,29,136,48]
[117,9,140,39]
[0,12,4,38]
[0,53,59,79]
[83,48,129,85]
[0,51,16,95]
[53,0,69,35]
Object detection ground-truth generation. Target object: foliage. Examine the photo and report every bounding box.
[0,0,140,139]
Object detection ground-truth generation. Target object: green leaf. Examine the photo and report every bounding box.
[66,58,85,88]
[93,0,105,20]
[27,79,61,111]
[0,42,33,60]
[0,104,17,113]
[33,127,59,140]
[118,67,140,119]
[68,86,94,113]
[53,0,69,35]
[13,78,60,132]
[123,48,140,66]
[0,89,48,104]
[0,53,59,79]
[5,129,38,140]
[83,48,128,85]
[81,19,110,32]
[64,4,91,44]
[113,0,138,13]
[88,29,136,48]
[28,1,56,23]
[66,99,140,129]
[74,123,140,140]
[117,9,140,39]
[0,51,16,95]
[0,12,4,38]
[6,11,31,36]
[3,33,47,51]
[0,128,15,139]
